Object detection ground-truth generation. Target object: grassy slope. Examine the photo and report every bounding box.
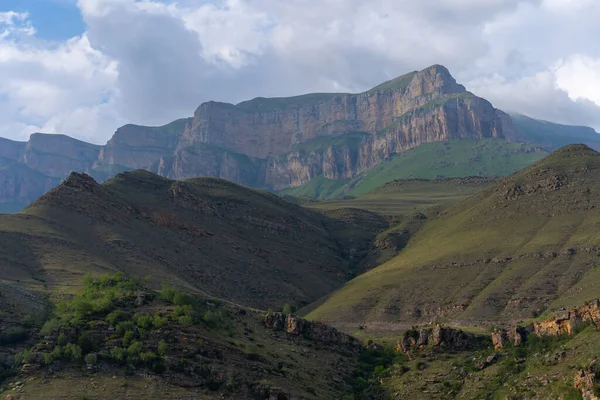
[5,274,360,400]
[281,139,547,200]
[382,325,597,399]
[0,170,365,313]
[308,145,600,327]
[512,113,600,150]
[308,177,496,216]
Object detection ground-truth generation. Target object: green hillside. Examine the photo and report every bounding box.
[308,177,495,216]
[0,170,369,313]
[512,113,600,150]
[308,144,600,327]
[281,139,547,200]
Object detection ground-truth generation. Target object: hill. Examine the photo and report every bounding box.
[307,144,600,328]
[280,139,544,200]
[0,273,371,399]
[0,170,380,314]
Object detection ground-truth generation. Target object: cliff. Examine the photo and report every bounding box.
[0,64,574,210]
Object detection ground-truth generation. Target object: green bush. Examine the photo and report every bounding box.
[173,292,196,306]
[78,332,95,354]
[14,349,34,364]
[110,347,126,363]
[140,351,157,364]
[122,330,135,347]
[51,346,62,360]
[116,321,134,336]
[158,283,178,303]
[105,310,125,326]
[43,352,54,365]
[158,340,168,356]
[152,315,168,329]
[127,341,143,357]
[282,304,293,314]
[57,333,68,346]
[64,343,83,361]
[178,315,194,326]
[202,311,225,328]
[85,353,97,365]
[134,314,154,330]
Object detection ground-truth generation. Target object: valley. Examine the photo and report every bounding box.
[1,64,600,399]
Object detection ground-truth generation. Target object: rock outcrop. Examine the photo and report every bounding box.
[398,325,480,355]
[492,299,600,350]
[0,64,523,210]
[492,325,531,350]
[575,360,600,400]
[264,312,360,351]
[532,299,600,338]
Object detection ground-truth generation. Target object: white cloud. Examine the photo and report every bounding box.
[554,55,600,107]
[0,0,599,143]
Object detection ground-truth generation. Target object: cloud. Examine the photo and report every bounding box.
[0,0,599,143]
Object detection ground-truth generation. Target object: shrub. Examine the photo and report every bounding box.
[152,315,168,329]
[173,292,196,307]
[127,341,143,357]
[85,353,97,365]
[116,321,134,336]
[282,304,293,314]
[158,283,178,303]
[202,311,225,328]
[172,305,193,318]
[158,340,168,356]
[78,332,95,354]
[65,343,83,361]
[40,318,62,335]
[105,310,125,326]
[14,349,33,364]
[57,333,68,346]
[74,298,95,319]
[110,347,126,363]
[178,315,194,326]
[122,331,135,347]
[140,351,157,364]
[43,352,54,365]
[134,314,154,330]
[51,346,62,360]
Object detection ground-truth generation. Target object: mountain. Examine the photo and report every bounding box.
[511,113,600,151]
[1,64,597,212]
[0,64,517,211]
[307,144,600,327]
[0,170,382,312]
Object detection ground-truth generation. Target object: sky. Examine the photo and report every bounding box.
[0,0,599,144]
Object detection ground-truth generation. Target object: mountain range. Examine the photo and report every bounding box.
[1,64,599,212]
[3,65,600,399]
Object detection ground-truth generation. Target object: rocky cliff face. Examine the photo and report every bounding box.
[0,64,517,210]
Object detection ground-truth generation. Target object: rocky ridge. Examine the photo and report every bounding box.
[0,65,517,209]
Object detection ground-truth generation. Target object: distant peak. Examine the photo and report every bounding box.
[551,143,598,156]
[62,172,100,190]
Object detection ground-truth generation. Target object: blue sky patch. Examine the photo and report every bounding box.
[1,0,85,40]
